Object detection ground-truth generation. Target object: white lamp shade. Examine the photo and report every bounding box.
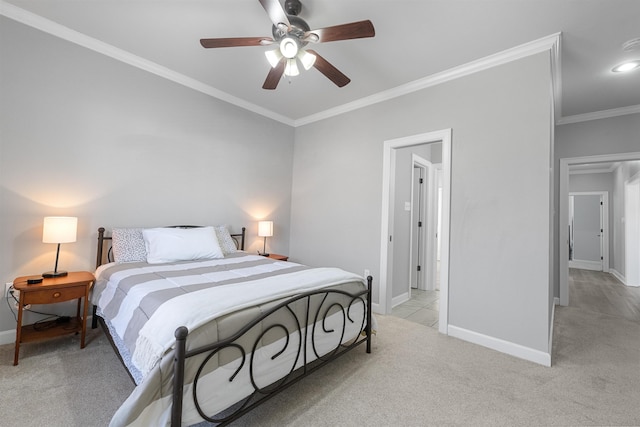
[284,58,300,76]
[43,216,77,243]
[258,221,273,237]
[265,48,283,68]
[299,50,316,70]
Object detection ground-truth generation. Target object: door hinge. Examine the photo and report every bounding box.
[419,178,423,184]
[417,265,421,272]
[601,256,603,260]
[418,221,422,227]
[389,235,392,242]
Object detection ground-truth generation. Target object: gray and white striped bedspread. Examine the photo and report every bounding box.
[92,252,365,379]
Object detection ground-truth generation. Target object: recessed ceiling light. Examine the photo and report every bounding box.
[612,60,640,73]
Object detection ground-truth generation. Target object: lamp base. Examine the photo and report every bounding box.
[42,270,68,278]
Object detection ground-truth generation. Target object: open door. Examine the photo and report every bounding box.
[569,193,605,271]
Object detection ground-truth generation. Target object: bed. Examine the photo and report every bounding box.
[91,225,373,426]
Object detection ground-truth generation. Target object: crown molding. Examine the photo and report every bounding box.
[295,33,562,126]
[0,1,295,127]
[2,1,565,129]
[557,104,640,125]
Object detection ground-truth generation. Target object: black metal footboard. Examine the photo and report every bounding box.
[171,276,373,426]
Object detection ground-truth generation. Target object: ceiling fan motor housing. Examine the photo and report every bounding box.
[272,14,310,46]
[284,0,302,16]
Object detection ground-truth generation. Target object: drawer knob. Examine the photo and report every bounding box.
[53,292,61,298]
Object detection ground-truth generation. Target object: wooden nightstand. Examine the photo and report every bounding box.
[266,253,289,261]
[12,271,95,366]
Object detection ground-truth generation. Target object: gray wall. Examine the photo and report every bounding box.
[2,15,560,357]
[0,18,295,331]
[554,113,640,296]
[290,52,554,353]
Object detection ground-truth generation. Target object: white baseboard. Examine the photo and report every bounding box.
[610,269,627,285]
[372,302,382,314]
[391,292,410,308]
[0,329,16,346]
[448,325,551,367]
[549,301,556,365]
[568,259,602,271]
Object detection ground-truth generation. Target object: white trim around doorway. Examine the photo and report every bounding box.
[379,129,451,335]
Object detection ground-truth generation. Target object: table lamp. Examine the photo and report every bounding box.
[258,221,273,256]
[42,216,77,278]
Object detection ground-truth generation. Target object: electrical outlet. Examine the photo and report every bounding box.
[364,269,370,278]
[5,282,12,296]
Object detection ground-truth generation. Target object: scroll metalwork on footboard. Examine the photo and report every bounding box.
[172,276,373,426]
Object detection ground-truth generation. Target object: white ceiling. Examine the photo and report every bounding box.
[3,0,640,125]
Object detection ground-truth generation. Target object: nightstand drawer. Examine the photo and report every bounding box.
[23,285,87,305]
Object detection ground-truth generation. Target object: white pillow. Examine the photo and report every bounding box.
[142,226,223,264]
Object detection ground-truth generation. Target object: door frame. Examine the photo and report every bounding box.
[625,173,640,286]
[380,129,451,335]
[559,151,640,306]
[568,191,609,272]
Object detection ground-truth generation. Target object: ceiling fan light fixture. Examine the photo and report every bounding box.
[279,37,299,59]
[299,49,316,70]
[265,49,283,68]
[612,60,640,73]
[284,58,300,76]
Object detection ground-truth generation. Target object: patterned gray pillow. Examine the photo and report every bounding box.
[112,228,147,263]
[214,225,238,255]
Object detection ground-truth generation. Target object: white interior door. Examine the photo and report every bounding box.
[569,193,603,271]
[410,165,425,289]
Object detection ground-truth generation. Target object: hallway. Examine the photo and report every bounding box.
[391,268,640,331]
[568,268,640,323]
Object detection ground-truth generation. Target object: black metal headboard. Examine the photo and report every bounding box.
[96,226,246,269]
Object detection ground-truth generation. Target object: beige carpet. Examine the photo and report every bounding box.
[1,304,639,426]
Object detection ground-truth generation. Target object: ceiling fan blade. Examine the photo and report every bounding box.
[262,57,286,90]
[258,0,291,30]
[200,37,274,48]
[305,20,375,43]
[307,50,351,87]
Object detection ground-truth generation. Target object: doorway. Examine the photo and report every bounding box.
[568,192,608,272]
[380,129,451,335]
[559,152,640,305]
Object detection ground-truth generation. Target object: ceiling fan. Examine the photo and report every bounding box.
[200,0,375,90]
